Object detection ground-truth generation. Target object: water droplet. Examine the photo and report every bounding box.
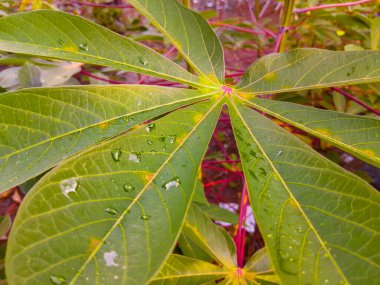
[296,225,303,233]
[129,153,141,163]
[267,234,273,239]
[111,148,122,162]
[146,140,153,145]
[104,251,119,267]
[259,167,267,176]
[145,123,155,133]
[289,257,294,262]
[138,56,147,66]
[163,177,180,190]
[105,207,118,215]
[123,184,135,192]
[140,214,151,220]
[78,43,89,51]
[168,135,177,144]
[114,275,119,280]
[324,279,329,284]
[50,275,66,284]
[301,270,306,274]
[59,178,78,196]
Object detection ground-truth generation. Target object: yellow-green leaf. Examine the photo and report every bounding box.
[0,10,207,88]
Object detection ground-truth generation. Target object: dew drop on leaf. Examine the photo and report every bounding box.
[163,177,180,190]
[78,43,89,51]
[50,275,66,285]
[111,148,122,162]
[59,178,78,196]
[145,123,155,133]
[105,207,118,215]
[123,184,135,192]
[140,214,151,220]
[168,135,177,144]
[129,153,141,163]
[138,56,147,66]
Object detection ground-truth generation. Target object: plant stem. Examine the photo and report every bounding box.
[80,70,128,84]
[235,181,248,267]
[70,0,133,9]
[294,0,374,14]
[276,0,296,52]
[331,87,380,116]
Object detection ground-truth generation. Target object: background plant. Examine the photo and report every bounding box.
[0,0,380,284]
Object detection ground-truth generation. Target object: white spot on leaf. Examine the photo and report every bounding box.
[103,251,119,267]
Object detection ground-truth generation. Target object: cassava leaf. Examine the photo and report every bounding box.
[239,97,380,167]
[178,233,214,263]
[6,98,223,285]
[229,98,380,284]
[149,254,227,285]
[0,10,208,89]
[182,204,237,268]
[0,85,216,193]
[237,49,380,94]
[128,0,225,84]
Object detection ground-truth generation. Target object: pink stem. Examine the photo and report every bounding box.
[235,181,248,267]
[203,177,240,188]
[331,87,380,116]
[294,0,374,14]
[70,0,133,9]
[202,159,241,165]
[273,31,284,53]
[80,70,128,84]
[209,21,265,35]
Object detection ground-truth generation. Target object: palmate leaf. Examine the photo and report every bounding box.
[128,0,225,84]
[237,49,380,93]
[229,97,380,284]
[0,85,217,193]
[237,97,380,167]
[0,10,208,89]
[5,98,223,285]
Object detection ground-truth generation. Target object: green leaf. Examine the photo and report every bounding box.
[229,98,380,284]
[244,247,273,273]
[196,203,239,225]
[0,10,208,89]
[0,215,11,237]
[0,85,216,193]
[193,180,209,205]
[237,49,380,94]
[239,97,380,167]
[6,98,222,284]
[149,254,227,285]
[178,233,214,263]
[128,0,225,84]
[183,204,237,268]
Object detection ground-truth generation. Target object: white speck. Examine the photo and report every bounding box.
[59,178,78,196]
[114,275,119,280]
[165,179,179,190]
[103,251,119,267]
[136,99,142,106]
[129,153,140,163]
